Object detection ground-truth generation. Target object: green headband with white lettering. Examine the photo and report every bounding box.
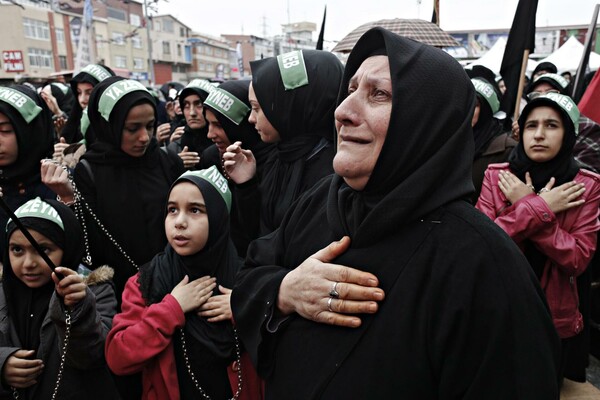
[542,92,580,135]
[180,165,232,211]
[98,79,148,122]
[0,87,42,123]
[186,79,216,95]
[81,64,112,82]
[204,87,250,125]
[471,78,500,114]
[533,73,569,90]
[7,197,64,231]
[277,50,309,90]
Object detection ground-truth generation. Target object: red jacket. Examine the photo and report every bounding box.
[476,163,600,338]
[106,275,264,400]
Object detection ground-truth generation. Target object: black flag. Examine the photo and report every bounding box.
[572,4,600,103]
[431,0,439,25]
[499,0,538,126]
[316,6,327,50]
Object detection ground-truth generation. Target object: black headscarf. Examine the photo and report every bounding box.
[84,76,159,166]
[250,50,344,231]
[471,78,505,159]
[177,84,213,154]
[509,96,579,191]
[138,172,240,397]
[3,199,84,351]
[62,64,115,144]
[0,85,54,182]
[329,27,475,244]
[47,83,75,117]
[532,62,558,78]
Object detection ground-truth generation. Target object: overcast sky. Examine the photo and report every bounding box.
[156,0,598,46]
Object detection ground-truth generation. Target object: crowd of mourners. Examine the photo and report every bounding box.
[0,26,598,399]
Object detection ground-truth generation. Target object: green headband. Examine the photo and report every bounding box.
[186,79,216,95]
[98,80,148,122]
[0,87,42,124]
[51,82,70,95]
[81,64,112,82]
[277,50,309,90]
[471,78,500,114]
[181,165,232,212]
[533,73,569,90]
[7,197,63,231]
[204,87,250,125]
[80,107,90,140]
[542,92,580,135]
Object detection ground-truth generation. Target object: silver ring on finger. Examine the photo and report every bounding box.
[538,188,550,194]
[327,297,334,312]
[329,281,340,299]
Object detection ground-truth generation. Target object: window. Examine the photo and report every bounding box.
[23,18,50,40]
[28,48,53,68]
[107,7,127,22]
[180,27,185,37]
[177,44,182,57]
[199,62,205,71]
[154,21,161,31]
[162,19,174,33]
[205,47,212,56]
[206,63,213,72]
[215,48,222,57]
[56,28,64,43]
[162,41,171,55]
[133,57,144,70]
[96,34,104,49]
[58,55,67,70]
[132,35,142,49]
[115,55,127,68]
[112,32,125,46]
[130,14,141,27]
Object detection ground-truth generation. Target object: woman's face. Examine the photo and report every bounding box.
[9,229,63,288]
[522,105,565,163]
[0,111,18,166]
[121,103,154,157]
[333,56,391,191]
[182,94,206,129]
[165,181,209,256]
[205,109,232,154]
[248,83,280,143]
[77,82,94,109]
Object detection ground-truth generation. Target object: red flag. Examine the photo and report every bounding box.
[579,69,600,124]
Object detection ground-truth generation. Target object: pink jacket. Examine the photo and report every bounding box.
[476,163,600,338]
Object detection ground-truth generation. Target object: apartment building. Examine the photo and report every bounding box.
[150,14,192,84]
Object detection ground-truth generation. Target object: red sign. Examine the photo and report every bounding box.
[3,51,24,73]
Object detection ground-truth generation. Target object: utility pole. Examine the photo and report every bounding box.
[143,0,155,85]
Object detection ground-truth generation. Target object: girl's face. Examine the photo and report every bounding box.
[0,111,18,167]
[165,182,209,256]
[121,103,154,157]
[248,83,280,143]
[8,229,63,288]
[522,106,565,163]
[77,82,94,109]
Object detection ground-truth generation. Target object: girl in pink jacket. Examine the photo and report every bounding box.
[476,93,600,379]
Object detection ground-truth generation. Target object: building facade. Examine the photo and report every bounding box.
[149,14,192,84]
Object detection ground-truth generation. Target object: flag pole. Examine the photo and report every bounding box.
[572,4,600,103]
[513,49,530,121]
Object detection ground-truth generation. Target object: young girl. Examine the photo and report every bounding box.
[476,93,600,378]
[0,197,119,399]
[106,166,258,400]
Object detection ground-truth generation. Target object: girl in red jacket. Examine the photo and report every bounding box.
[106,166,249,400]
[476,93,600,378]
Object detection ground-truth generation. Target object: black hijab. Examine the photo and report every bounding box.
[509,95,579,191]
[329,27,476,245]
[471,78,505,159]
[138,170,240,395]
[0,85,54,183]
[251,50,344,231]
[47,83,75,117]
[62,64,115,144]
[3,198,84,351]
[177,80,214,154]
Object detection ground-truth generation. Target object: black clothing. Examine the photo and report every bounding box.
[232,27,560,399]
[246,50,343,234]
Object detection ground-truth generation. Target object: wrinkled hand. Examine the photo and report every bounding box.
[171,275,216,314]
[170,126,185,143]
[511,120,520,141]
[156,123,171,145]
[278,236,385,328]
[222,141,257,184]
[178,146,200,169]
[40,159,74,203]
[3,350,43,389]
[198,285,232,322]
[53,137,69,161]
[538,178,585,214]
[52,267,86,308]
[498,170,534,204]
